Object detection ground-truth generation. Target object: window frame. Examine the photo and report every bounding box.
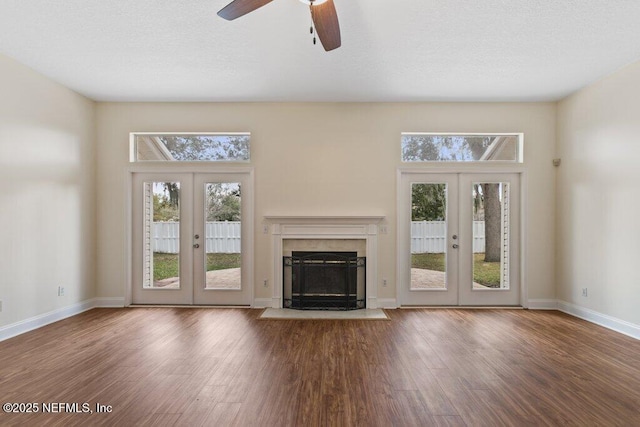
[401,132,524,164]
[130,132,251,163]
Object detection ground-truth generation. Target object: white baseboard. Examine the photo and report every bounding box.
[252,298,273,308]
[376,298,398,309]
[527,299,558,310]
[94,297,125,308]
[558,300,640,340]
[0,299,95,342]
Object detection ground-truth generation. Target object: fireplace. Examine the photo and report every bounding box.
[283,251,366,310]
[265,215,384,309]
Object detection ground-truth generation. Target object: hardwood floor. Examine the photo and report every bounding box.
[1,308,639,426]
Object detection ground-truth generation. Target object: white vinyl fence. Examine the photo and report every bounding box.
[153,221,241,253]
[154,221,484,254]
[411,221,486,253]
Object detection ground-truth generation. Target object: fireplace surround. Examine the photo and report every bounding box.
[265,215,384,309]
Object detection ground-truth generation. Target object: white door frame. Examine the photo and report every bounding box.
[397,168,526,307]
[125,166,254,306]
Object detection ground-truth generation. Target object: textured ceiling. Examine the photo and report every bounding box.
[1,0,640,102]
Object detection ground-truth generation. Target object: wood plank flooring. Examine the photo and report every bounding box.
[1,308,639,426]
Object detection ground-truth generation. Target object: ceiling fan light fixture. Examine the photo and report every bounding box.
[299,0,329,5]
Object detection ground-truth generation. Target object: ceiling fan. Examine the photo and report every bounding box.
[217,0,341,51]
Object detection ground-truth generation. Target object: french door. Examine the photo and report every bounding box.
[132,172,252,305]
[398,172,521,306]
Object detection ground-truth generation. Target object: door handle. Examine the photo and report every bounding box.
[193,243,200,249]
[452,244,459,249]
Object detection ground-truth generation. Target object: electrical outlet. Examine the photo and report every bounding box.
[263,279,268,288]
[58,286,65,296]
[379,225,388,234]
[262,225,269,234]
[581,288,588,297]
[383,278,388,287]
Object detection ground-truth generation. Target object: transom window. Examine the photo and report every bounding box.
[401,133,522,163]
[131,133,250,162]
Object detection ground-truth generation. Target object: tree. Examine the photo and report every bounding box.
[206,183,241,221]
[466,138,502,262]
[412,183,446,221]
[153,187,179,221]
[402,135,445,161]
[160,135,249,161]
[474,184,502,262]
[163,183,180,209]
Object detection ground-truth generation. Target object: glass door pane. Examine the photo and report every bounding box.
[411,183,448,290]
[472,182,510,290]
[146,181,181,289]
[203,182,241,290]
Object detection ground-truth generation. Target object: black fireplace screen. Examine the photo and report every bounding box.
[283,252,366,310]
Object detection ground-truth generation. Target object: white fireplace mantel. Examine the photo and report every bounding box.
[264,215,385,222]
[265,215,385,309]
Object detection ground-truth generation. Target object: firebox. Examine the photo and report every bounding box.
[283,251,366,310]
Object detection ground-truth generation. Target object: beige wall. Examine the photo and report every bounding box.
[0,54,96,328]
[96,102,557,305]
[557,60,640,325]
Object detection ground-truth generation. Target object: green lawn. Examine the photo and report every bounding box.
[412,253,501,288]
[153,253,241,281]
[155,252,499,286]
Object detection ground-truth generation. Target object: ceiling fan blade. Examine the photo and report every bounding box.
[311,0,341,51]
[217,0,274,20]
